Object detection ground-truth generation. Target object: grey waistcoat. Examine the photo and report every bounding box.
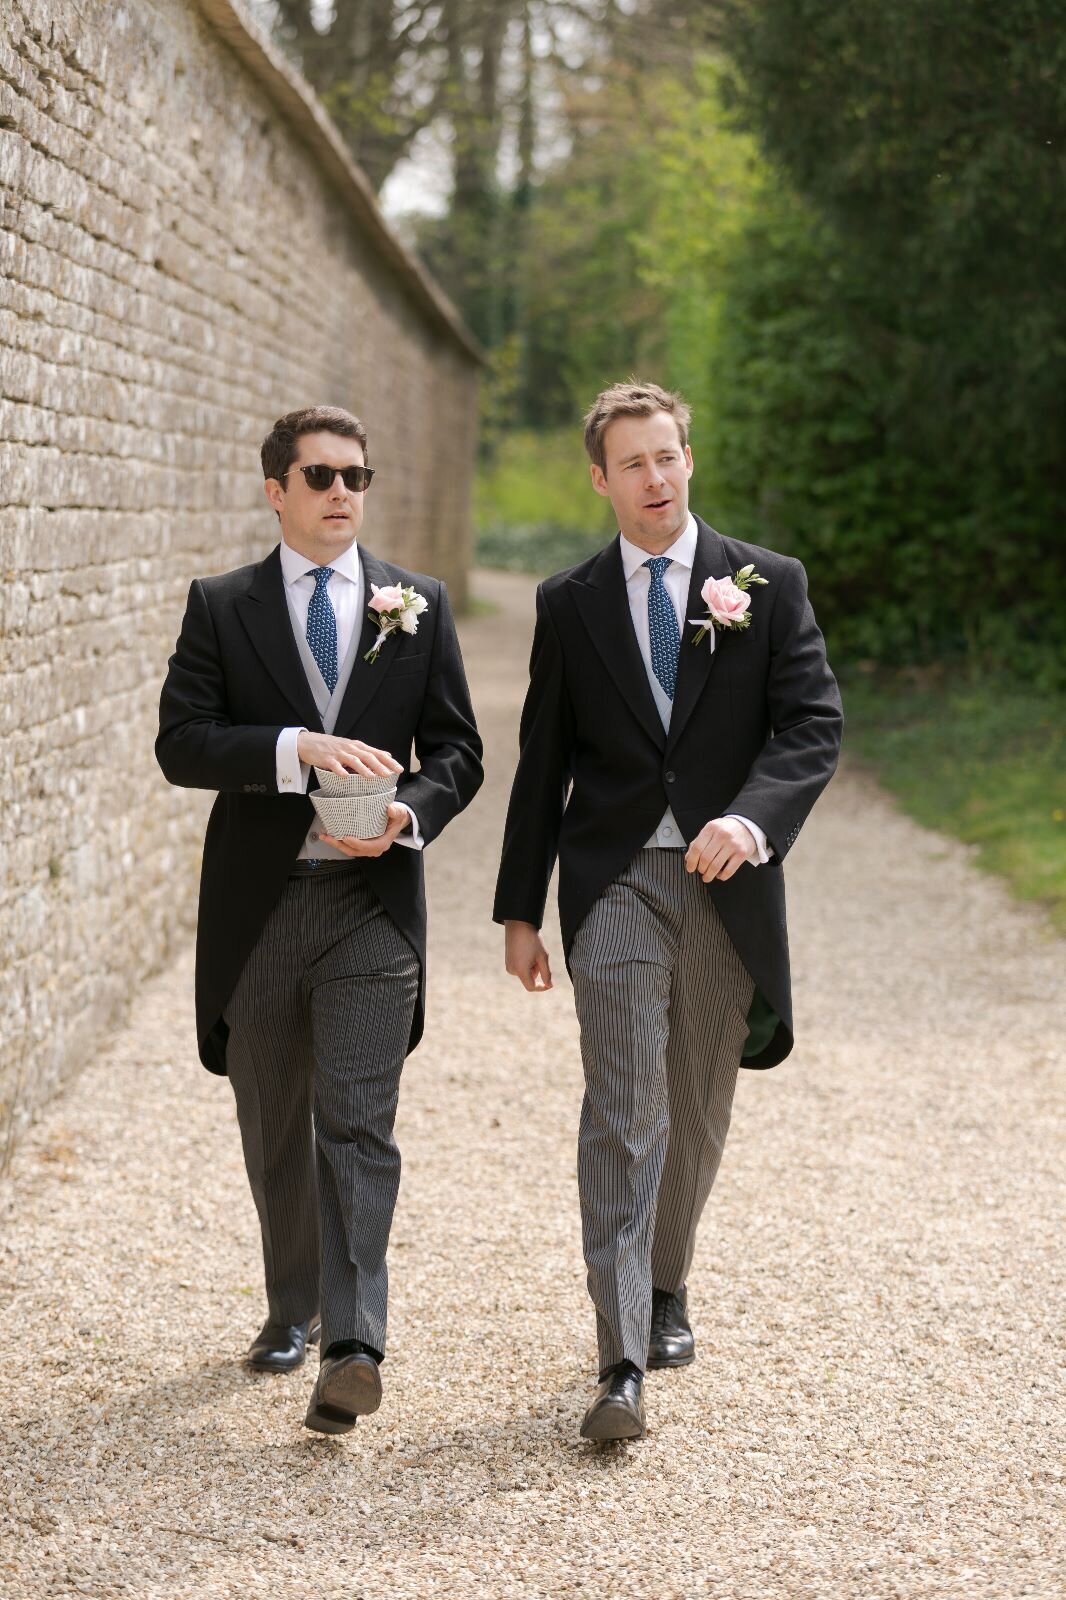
[284,588,366,862]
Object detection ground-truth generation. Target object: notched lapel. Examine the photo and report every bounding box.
[667,520,729,753]
[569,542,665,751]
[235,547,323,729]
[333,549,402,734]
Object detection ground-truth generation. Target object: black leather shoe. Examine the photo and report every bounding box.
[304,1344,383,1435]
[580,1361,646,1441]
[647,1285,695,1369]
[245,1317,321,1373]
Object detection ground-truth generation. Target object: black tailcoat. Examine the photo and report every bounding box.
[157,543,483,1075]
[492,518,843,1067]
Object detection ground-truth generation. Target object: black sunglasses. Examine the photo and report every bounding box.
[283,463,375,492]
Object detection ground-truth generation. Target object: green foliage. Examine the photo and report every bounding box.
[843,673,1066,932]
[506,68,683,428]
[631,59,766,433]
[474,428,614,574]
[712,0,1066,678]
[696,189,981,664]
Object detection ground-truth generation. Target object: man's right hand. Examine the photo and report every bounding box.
[504,920,553,992]
[296,732,402,779]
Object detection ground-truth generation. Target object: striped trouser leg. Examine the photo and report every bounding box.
[224,880,321,1329]
[308,872,419,1358]
[570,852,679,1373]
[649,866,754,1294]
[222,867,418,1355]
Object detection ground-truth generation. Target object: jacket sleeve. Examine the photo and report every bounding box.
[724,559,843,861]
[392,582,483,845]
[155,579,283,793]
[492,584,575,928]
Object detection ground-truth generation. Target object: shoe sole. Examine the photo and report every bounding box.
[246,1320,322,1373]
[646,1348,695,1371]
[580,1401,646,1442]
[304,1353,382,1436]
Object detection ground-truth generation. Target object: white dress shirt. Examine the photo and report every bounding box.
[619,516,770,863]
[274,537,422,849]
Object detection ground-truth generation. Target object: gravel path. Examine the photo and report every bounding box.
[1,569,1062,1600]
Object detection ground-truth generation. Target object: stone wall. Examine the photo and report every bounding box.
[0,0,481,1160]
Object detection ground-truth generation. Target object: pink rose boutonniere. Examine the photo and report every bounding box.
[689,564,768,647]
[364,582,429,662]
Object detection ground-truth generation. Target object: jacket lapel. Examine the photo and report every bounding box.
[666,518,729,755]
[333,547,401,735]
[234,546,324,730]
[569,539,665,751]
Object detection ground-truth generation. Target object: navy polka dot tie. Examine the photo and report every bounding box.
[645,556,680,699]
[306,566,338,692]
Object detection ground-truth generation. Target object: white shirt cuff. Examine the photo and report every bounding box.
[393,803,424,851]
[276,727,309,793]
[726,814,771,865]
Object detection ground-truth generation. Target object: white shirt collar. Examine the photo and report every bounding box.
[619,514,697,583]
[279,536,362,587]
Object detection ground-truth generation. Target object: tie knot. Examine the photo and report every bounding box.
[310,565,335,589]
[644,556,671,581]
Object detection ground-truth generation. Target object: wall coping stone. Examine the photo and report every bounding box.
[193,0,485,366]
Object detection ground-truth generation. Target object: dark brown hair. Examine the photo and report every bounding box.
[260,406,369,483]
[582,381,691,473]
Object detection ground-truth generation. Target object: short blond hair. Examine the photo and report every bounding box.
[583,380,691,472]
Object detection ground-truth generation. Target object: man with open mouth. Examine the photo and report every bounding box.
[494,380,842,1441]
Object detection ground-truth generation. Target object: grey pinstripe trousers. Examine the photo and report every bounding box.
[222,864,419,1358]
[570,849,755,1372]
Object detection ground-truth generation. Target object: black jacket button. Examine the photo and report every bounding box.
[665,770,676,784]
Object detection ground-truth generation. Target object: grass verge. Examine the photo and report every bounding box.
[475,428,613,576]
[842,673,1066,934]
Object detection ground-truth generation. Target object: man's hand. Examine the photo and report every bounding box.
[297,732,402,779]
[320,803,411,859]
[685,816,757,883]
[504,920,553,992]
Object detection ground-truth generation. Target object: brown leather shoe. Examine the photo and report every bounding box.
[647,1286,695,1369]
[304,1346,383,1435]
[246,1317,321,1373]
[580,1361,646,1441]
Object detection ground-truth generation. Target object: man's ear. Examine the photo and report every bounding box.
[264,478,285,518]
[590,462,611,499]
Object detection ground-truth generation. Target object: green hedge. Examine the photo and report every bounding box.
[475,428,613,575]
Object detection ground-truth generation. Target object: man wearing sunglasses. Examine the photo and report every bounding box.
[157,405,483,1435]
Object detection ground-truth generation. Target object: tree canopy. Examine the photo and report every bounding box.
[262,0,1066,679]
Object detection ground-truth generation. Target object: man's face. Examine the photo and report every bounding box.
[589,411,693,551]
[264,430,366,556]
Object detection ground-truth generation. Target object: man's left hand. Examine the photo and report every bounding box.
[685,816,757,882]
[320,803,411,859]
